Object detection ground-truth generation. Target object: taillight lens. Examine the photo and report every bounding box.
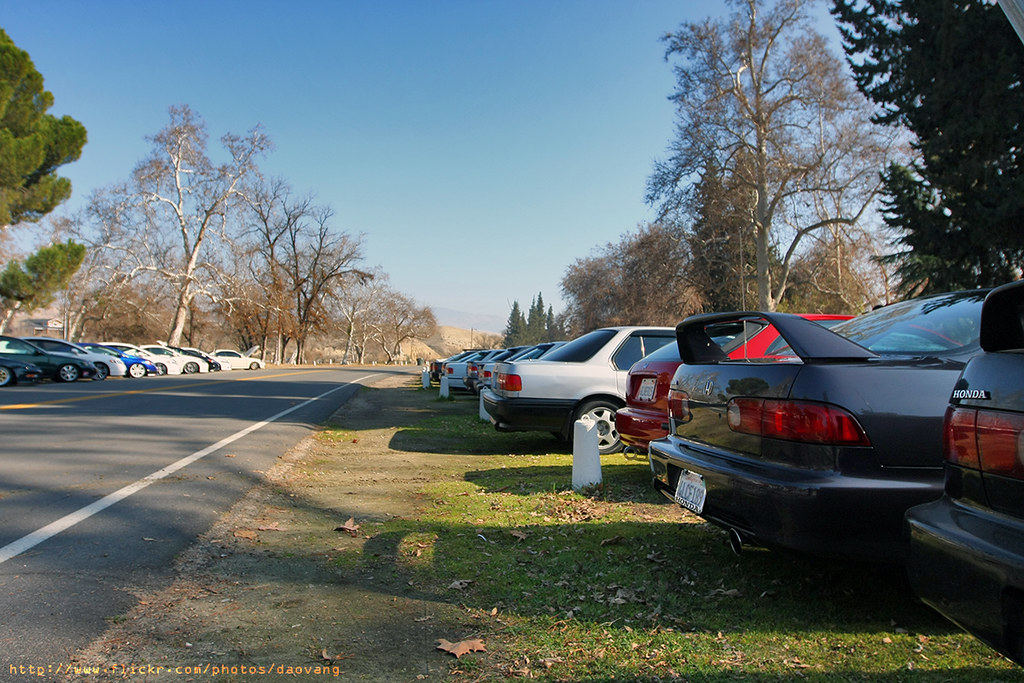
[944,406,980,469]
[946,406,1024,478]
[667,388,691,422]
[726,398,870,446]
[497,373,522,392]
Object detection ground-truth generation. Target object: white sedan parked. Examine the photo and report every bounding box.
[212,347,265,370]
[21,336,127,380]
[140,344,209,374]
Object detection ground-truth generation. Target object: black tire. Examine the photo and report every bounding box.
[0,365,12,387]
[93,362,109,380]
[183,361,200,374]
[574,399,624,455]
[57,363,81,383]
[156,363,168,375]
[128,362,147,378]
[249,361,260,370]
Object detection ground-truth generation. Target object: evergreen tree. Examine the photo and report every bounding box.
[0,29,87,227]
[833,0,1024,293]
[526,292,546,344]
[502,301,527,346]
[0,240,85,332]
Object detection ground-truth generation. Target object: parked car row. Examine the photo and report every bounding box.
[439,283,1024,665]
[0,335,265,387]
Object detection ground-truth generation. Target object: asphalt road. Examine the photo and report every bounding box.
[0,366,409,676]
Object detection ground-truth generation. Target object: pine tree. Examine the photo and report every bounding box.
[833,0,1024,293]
[0,29,87,227]
[502,301,527,346]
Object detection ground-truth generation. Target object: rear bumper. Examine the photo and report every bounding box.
[648,437,942,562]
[906,497,1024,664]
[615,406,668,452]
[482,392,576,436]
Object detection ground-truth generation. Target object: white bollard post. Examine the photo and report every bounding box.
[572,416,602,490]
[421,368,430,388]
[479,393,489,421]
[439,375,450,398]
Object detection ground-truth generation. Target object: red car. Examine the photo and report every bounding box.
[616,314,852,453]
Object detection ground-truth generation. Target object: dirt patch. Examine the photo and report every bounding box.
[66,374,487,682]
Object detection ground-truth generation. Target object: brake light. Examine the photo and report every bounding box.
[667,388,691,422]
[944,406,980,468]
[946,406,1024,478]
[726,398,870,446]
[497,373,522,392]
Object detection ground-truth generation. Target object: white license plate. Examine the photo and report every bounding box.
[673,469,706,514]
[637,377,657,402]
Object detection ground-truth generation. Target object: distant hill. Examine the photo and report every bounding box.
[412,325,504,361]
[430,307,505,336]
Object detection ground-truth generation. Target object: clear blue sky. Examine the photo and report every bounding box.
[4,0,795,331]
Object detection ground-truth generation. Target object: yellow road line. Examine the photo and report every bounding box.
[0,368,334,411]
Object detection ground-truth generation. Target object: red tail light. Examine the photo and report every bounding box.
[483,369,492,380]
[944,406,980,468]
[945,406,1024,479]
[726,398,870,446]
[667,388,691,422]
[497,373,522,392]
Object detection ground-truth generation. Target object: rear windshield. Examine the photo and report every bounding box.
[831,291,986,354]
[542,329,618,363]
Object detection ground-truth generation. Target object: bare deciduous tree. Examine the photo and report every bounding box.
[647,0,894,311]
[125,105,271,344]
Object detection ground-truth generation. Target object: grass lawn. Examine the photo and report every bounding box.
[321,382,1024,681]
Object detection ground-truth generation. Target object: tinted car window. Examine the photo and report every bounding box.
[0,338,39,355]
[832,291,986,354]
[612,333,675,370]
[542,329,618,363]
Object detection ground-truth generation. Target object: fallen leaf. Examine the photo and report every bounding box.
[320,648,352,661]
[233,530,258,540]
[510,530,528,540]
[448,579,474,590]
[600,535,625,546]
[334,517,360,536]
[224,453,236,458]
[257,522,283,531]
[436,638,486,659]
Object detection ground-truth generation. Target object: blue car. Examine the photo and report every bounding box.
[81,342,159,378]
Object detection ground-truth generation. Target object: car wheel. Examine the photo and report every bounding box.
[57,363,81,383]
[128,362,147,378]
[0,366,12,387]
[184,361,200,374]
[93,363,109,380]
[249,361,260,370]
[575,400,623,455]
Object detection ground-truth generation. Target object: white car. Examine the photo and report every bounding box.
[21,336,127,380]
[212,347,264,370]
[482,327,676,454]
[140,344,209,374]
[105,342,184,375]
[176,346,229,371]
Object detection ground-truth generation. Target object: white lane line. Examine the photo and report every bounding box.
[0,375,373,566]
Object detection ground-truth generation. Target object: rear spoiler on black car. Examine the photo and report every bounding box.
[675,312,878,364]
[980,280,1024,352]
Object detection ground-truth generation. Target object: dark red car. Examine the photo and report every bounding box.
[616,314,852,454]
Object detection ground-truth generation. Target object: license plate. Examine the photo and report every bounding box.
[636,377,657,402]
[674,469,706,514]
